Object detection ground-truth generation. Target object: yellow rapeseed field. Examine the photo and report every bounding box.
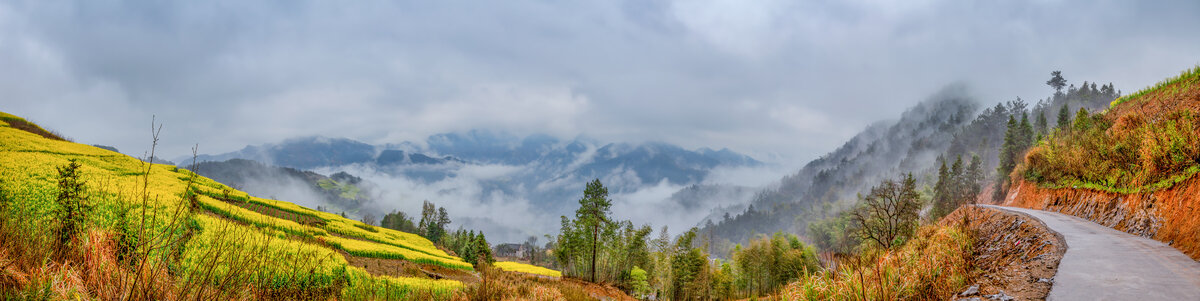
[0,111,471,297]
[494,261,562,278]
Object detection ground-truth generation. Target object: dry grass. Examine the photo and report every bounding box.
[452,263,633,301]
[942,206,1063,300]
[777,224,973,300]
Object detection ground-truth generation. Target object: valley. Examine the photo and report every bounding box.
[2,1,1199,300]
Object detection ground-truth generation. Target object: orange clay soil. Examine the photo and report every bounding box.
[942,205,1065,300]
[1004,177,1200,261]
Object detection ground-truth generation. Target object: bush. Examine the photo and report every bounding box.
[1025,109,1200,192]
[55,159,89,256]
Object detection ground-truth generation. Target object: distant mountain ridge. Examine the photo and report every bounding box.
[182,131,763,243]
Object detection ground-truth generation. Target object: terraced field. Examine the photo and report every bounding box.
[0,111,473,299]
[494,261,562,278]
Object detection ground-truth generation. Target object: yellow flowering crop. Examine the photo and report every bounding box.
[0,111,471,297]
[494,261,562,278]
[320,234,474,271]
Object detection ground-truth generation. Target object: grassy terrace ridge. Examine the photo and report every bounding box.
[1022,65,1200,193]
[0,111,473,298]
[189,180,460,262]
[1109,65,1200,109]
[493,261,562,278]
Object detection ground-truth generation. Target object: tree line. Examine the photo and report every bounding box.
[551,179,822,300]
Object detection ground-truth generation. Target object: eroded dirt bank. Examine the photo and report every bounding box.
[1003,177,1200,260]
[943,205,1065,300]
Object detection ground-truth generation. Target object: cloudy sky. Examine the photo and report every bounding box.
[2,0,1199,165]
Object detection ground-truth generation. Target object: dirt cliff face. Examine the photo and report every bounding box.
[1003,177,1200,260]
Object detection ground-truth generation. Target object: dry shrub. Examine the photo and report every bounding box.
[779,225,973,300]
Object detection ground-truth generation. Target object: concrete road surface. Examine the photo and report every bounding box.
[979,205,1200,300]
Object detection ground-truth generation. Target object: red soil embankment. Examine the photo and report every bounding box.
[1003,177,1200,260]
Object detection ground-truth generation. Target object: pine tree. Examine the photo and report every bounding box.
[474,233,494,265]
[576,179,613,282]
[1056,105,1071,130]
[931,158,951,219]
[966,154,984,204]
[1019,112,1034,150]
[1035,111,1048,137]
[424,207,449,243]
[994,115,1019,201]
[1073,108,1091,132]
[55,159,88,254]
[1047,71,1067,94]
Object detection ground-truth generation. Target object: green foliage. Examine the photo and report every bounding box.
[731,232,820,296]
[807,210,860,253]
[416,200,450,244]
[54,158,89,254]
[1023,66,1200,192]
[1110,65,1200,109]
[930,155,982,220]
[1046,70,1067,93]
[380,210,419,233]
[629,266,650,298]
[1026,108,1200,192]
[669,229,706,300]
[994,106,1037,201]
[849,174,922,250]
[0,113,472,298]
[557,179,615,282]
[1057,104,1071,130]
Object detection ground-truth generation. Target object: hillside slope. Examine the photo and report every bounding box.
[0,112,471,299]
[704,86,980,248]
[1006,66,1200,260]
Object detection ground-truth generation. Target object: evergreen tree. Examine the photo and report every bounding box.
[1073,108,1092,132]
[994,115,1019,201]
[1047,71,1067,94]
[55,159,88,254]
[965,154,984,204]
[1019,112,1035,150]
[931,158,952,219]
[576,179,613,282]
[474,233,494,265]
[1035,111,1048,137]
[949,156,965,203]
[1057,105,1071,130]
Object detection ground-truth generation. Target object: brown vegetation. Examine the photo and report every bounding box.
[943,205,1064,300]
[1009,66,1200,261]
[453,264,633,301]
[0,115,69,142]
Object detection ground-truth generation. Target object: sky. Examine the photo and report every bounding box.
[2,0,1199,167]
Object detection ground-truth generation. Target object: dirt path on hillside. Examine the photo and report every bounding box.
[981,205,1200,300]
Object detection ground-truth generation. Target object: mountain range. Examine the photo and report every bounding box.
[178,132,764,243]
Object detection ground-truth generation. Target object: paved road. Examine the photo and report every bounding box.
[980,205,1200,300]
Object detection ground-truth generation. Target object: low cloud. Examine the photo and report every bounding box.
[3,1,1198,168]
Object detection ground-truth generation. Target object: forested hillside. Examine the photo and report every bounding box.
[705,73,1122,256]
[1007,66,1200,260]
